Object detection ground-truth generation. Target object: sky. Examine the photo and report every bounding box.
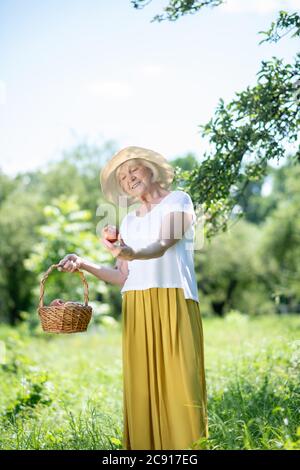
[0,0,299,176]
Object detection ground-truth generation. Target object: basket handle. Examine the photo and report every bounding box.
[38,263,90,309]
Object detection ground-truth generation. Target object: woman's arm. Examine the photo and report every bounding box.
[134,211,193,260]
[58,254,128,287]
[102,212,193,262]
[81,259,128,286]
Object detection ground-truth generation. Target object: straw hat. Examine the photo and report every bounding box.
[100,146,175,207]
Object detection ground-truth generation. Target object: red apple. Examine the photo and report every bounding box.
[102,224,119,244]
[49,298,65,306]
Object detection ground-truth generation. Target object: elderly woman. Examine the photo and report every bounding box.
[58,146,208,450]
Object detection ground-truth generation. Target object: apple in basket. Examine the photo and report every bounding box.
[49,299,83,307]
[102,224,119,244]
[49,298,64,307]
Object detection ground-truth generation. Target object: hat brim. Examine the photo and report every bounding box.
[100,146,174,207]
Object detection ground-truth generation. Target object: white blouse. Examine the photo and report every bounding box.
[119,190,199,302]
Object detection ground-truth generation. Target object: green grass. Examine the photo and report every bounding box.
[0,312,299,450]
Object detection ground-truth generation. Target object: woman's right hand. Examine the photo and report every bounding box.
[101,224,119,243]
[57,253,83,273]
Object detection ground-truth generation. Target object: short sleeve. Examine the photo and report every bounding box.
[161,190,196,224]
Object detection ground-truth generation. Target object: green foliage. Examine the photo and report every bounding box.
[0,139,121,324]
[24,194,112,325]
[0,329,53,431]
[194,156,300,316]
[4,375,52,423]
[131,0,224,22]
[0,325,123,449]
[177,51,300,238]
[131,7,300,240]
[200,313,300,450]
[196,219,279,316]
[170,153,199,172]
[258,163,300,311]
[0,170,15,204]
[259,10,300,44]
[0,182,45,323]
[40,139,116,222]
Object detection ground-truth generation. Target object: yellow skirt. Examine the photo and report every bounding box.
[121,287,209,450]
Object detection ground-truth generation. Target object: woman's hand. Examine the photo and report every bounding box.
[101,233,136,261]
[101,224,119,243]
[57,253,83,272]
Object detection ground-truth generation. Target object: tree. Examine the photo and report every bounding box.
[258,161,300,313]
[195,219,274,316]
[132,6,300,239]
[23,138,118,226]
[0,139,123,325]
[181,12,300,239]
[131,0,223,23]
[0,187,45,324]
[0,170,15,205]
[170,153,199,172]
[24,194,112,326]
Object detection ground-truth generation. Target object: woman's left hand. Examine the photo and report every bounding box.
[101,234,137,261]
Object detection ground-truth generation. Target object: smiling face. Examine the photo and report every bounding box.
[116,159,155,197]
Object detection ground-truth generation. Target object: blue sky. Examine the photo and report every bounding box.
[0,0,299,176]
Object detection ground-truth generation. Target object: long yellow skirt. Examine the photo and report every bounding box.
[121,287,209,450]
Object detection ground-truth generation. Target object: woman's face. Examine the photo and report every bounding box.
[117,161,154,197]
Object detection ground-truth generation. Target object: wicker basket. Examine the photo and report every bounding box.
[37,263,93,334]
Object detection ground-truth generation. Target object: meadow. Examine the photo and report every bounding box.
[0,312,299,450]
